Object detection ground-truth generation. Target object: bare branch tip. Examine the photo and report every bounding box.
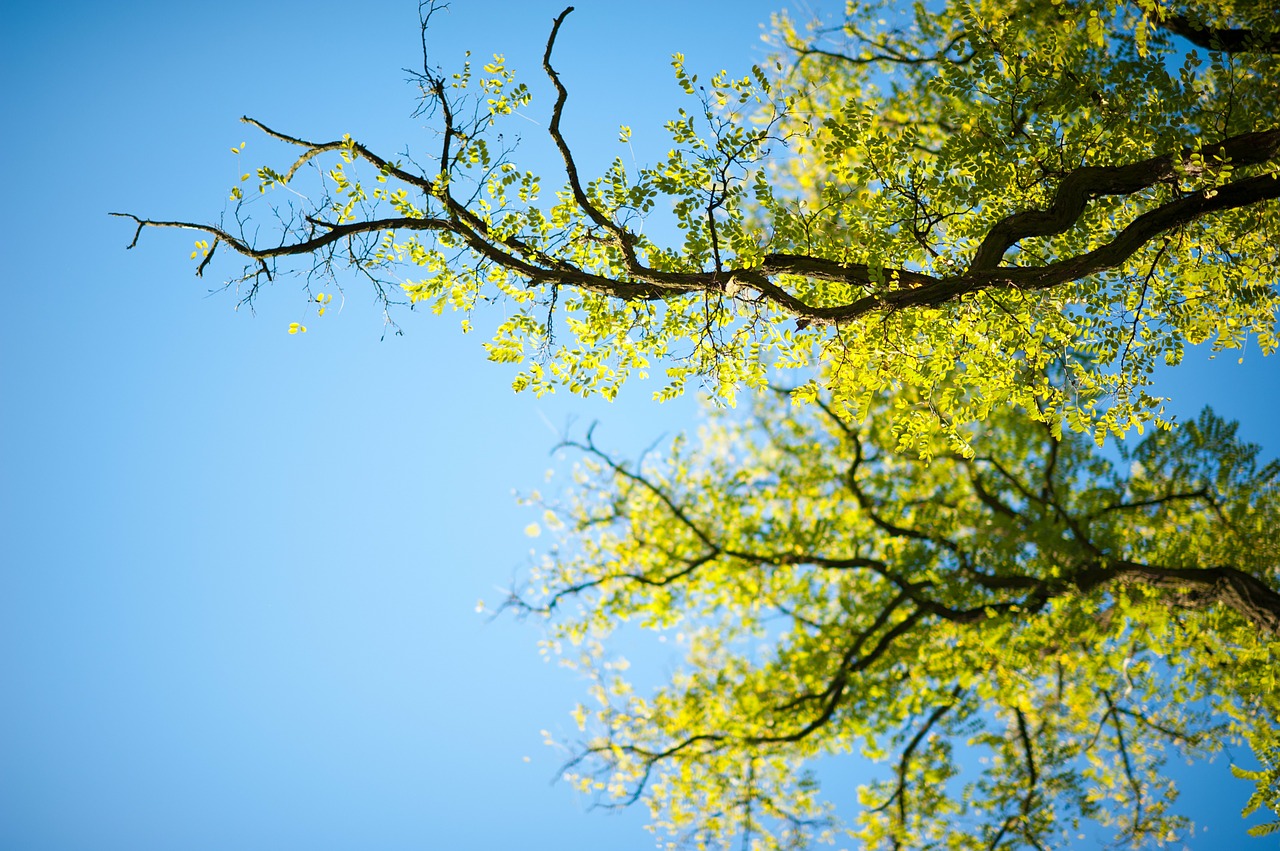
[110,212,145,249]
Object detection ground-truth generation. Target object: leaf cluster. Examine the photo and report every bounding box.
[508,390,1280,848]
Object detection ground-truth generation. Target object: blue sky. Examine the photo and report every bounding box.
[1,1,1276,849]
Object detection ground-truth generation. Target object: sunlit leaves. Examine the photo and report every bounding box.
[510,390,1279,848]
[141,0,1278,447]
[124,6,1280,841]
[760,0,1279,442]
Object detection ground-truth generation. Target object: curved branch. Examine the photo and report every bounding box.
[111,212,453,261]
[968,129,1280,272]
[1156,14,1280,54]
[561,433,719,550]
[784,20,975,69]
[787,34,976,69]
[242,115,590,281]
[986,706,1042,849]
[1074,560,1280,634]
[985,168,1280,290]
[241,116,436,193]
[746,607,926,746]
[541,6,642,272]
[1112,704,1206,747]
[766,590,913,716]
[590,604,926,805]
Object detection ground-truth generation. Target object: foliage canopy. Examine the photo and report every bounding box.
[513,390,1279,847]
[116,0,1279,450]
[118,0,1280,846]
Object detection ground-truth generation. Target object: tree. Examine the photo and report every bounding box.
[509,388,1280,847]
[114,0,1279,450]
[117,0,1280,845]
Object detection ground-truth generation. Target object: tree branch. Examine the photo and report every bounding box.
[872,686,965,829]
[541,7,643,273]
[1155,14,1280,54]
[1074,560,1280,634]
[968,129,1280,272]
[115,120,1280,332]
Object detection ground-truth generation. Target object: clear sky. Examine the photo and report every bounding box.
[1,1,1276,849]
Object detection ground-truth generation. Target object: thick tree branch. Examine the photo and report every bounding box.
[968,129,1280,272]
[1073,560,1280,634]
[1156,14,1280,54]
